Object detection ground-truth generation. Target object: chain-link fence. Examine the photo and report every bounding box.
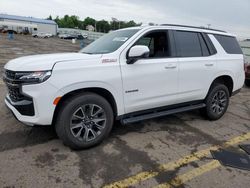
[58,28,104,41]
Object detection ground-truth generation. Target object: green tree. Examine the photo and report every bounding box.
[96,20,110,33]
[125,20,139,27]
[47,15,53,20]
[52,15,140,32]
[83,17,96,30]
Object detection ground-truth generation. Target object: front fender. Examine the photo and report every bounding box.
[55,81,125,115]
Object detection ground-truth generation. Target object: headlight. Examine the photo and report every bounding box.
[17,71,52,84]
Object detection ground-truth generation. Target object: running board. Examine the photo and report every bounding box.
[121,103,206,124]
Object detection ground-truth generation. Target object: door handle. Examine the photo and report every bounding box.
[165,64,177,69]
[205,63,214,67]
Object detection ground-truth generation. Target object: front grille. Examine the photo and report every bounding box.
[5,70,16,80]
[3,70,25,102]
[7,85,25,102]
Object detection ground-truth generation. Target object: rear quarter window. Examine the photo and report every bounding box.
[214,35,243,54]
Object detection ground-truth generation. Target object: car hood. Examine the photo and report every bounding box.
[4,53,102,71]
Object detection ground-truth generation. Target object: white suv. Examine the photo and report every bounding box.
[32,32,53,38]
[3,25,245,149]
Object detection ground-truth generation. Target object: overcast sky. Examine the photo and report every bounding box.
[0,0,249,39]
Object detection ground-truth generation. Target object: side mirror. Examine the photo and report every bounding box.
[127,45,150,64]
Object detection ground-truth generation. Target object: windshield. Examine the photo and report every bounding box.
[80,29,140,54]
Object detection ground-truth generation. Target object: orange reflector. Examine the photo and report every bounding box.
[53,97,61,105]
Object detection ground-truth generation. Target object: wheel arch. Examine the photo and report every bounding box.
[52,87,118,126]
[208,75,234,97]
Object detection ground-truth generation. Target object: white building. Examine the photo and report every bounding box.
[0,14,57,35]
[86,25,95,32]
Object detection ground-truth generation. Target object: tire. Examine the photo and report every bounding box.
[245,79,250,87]
[55,92,114,150]
[201,84,230,120]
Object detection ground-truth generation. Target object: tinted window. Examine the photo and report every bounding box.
[81,29,139,54]
[135,31,171,58]
[214,35,243,54]
[175,31,202,57]
[136,37,151,46]
[203,34,217,55]
[198,34,210,56]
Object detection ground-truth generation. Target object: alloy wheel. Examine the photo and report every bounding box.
[211,90,227,115]
[70,104,106,142]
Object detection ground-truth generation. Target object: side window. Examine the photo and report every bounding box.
[198,33,210,56]
[135,31,171,58]
[203,34,217,55]
[214,35,243,54]
[175,31,202,57]
[136,37,154,54]
[136,37,151,46]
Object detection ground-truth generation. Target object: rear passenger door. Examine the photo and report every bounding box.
[173,30,217,103]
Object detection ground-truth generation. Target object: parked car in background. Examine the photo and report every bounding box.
[59,33,88,40]
[244,60,250,87]
[63,34,78,40]
[59,33,76,39]
[2,29,17,34]
[58,33,70,39]
[82,33,88,39]
[0,27,4,33]
[32,32,53,38]
[76,34,88,40]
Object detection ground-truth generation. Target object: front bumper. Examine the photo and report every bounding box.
[5,97,35,126]
[4,81,62,126]
[5,95,34,116]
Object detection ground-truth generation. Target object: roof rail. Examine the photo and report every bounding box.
[160,24,226,33]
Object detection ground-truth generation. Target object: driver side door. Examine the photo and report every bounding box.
[120,30,179,114]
